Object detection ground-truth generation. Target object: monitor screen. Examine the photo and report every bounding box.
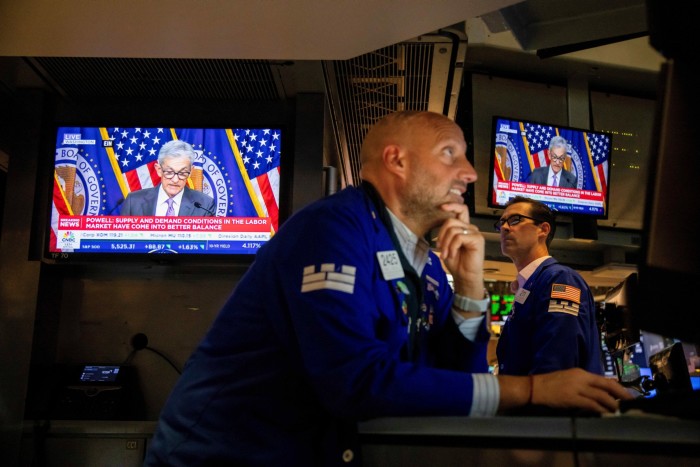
[79,365,121,383]
[489,293,514,336]
[46,126,286,262]
[488,116,613,218]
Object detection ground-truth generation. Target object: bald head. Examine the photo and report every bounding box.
[356,110,475,235]
[360,111,462,177]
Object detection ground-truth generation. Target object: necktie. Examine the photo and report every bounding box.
[165,198,175,216]
[552,173,558,187]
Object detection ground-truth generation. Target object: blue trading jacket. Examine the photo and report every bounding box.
[496,257,603,376]
[144,183,490,467]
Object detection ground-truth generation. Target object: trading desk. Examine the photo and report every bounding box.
[358,414,699,466]
[21,413,699,466]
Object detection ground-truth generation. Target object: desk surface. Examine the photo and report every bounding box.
[25,414,699,448]
[357,414,700,455]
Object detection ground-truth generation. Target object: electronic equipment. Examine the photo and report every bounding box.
[487,116,613,218]
[599,275,699,419]
[44,125,289,264]
[648,342,692,395]
[597,273,655,395]
[489,293,514,336]
[50,364,145,420]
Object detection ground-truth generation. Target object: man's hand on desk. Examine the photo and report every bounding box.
[498,368,635,415]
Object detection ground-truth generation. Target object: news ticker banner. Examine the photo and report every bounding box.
[494,181,606,216]
[53,215,271,254]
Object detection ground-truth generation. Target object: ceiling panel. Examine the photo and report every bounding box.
[0,0,519,60]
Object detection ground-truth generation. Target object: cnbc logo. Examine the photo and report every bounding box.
[58,231,78,250]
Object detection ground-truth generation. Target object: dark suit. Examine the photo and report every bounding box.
[527,166,577,188]
[119,185,217,216]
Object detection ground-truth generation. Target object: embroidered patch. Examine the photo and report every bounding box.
[301,263,356,294]
[551,284,581,304]
[547,299,580,316]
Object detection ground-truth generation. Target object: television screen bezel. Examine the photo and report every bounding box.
[486,115,613,220]
[40,120,293,266]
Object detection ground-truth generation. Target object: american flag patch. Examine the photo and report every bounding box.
[550,284,581,304]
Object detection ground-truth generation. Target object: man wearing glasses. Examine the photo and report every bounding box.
[526,136,577,188]
[494,196,603,378]
[119,140,216,216]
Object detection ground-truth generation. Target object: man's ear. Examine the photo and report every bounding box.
[382,144,407,178]
[539,221,551,242]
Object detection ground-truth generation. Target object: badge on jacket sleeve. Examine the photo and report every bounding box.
[548,283,581,316]
[377,250,404,280]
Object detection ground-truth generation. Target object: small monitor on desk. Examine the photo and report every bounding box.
[79,365,121,383]
[49,364,145,420]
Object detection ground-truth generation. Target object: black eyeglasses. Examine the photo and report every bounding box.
[161,169,191,180]
[494,214,544,232]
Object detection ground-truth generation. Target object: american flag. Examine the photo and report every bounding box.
[50,172,72,251]
[232,129,281,232]
[109,127,169,192]
[523,123,558,169]
[586,132,610,193]
[550,284,581,304]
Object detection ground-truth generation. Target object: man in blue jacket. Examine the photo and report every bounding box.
[495,196,603,376]
[144,111,630,467]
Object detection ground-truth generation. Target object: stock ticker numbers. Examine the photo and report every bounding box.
[110,243,136,250]
[177,244,204,251]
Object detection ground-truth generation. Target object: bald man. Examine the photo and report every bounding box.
[145,111,632,467]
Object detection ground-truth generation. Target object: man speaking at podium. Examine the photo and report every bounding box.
[119,140,216,216]
[527,136,577,188]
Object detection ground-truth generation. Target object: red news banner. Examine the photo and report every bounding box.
[496,181,604,206]
[57,215,271,241]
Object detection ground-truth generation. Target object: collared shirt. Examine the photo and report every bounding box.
[386,208,498,417]
[386,209,431,275]
[155,187,185,216]
[547,166,560,186]
[518,256,552,287]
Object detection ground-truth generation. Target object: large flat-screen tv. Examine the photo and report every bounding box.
[487,116,613,218]
[46,125,287,263]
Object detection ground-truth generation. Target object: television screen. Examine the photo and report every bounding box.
[489,293,514,336]
[47,126,285,261]
[488,116,613,218]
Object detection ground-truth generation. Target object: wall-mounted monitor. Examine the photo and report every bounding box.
[487,116,613,218]
[46,125,287,263]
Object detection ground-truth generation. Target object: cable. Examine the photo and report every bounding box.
[143,346,182,375]
[123,333,182,375]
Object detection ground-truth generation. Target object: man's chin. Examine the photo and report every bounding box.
[165,187,182,196]
[428,210,455,229]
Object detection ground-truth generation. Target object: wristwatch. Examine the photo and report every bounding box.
[453,290,490,313]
